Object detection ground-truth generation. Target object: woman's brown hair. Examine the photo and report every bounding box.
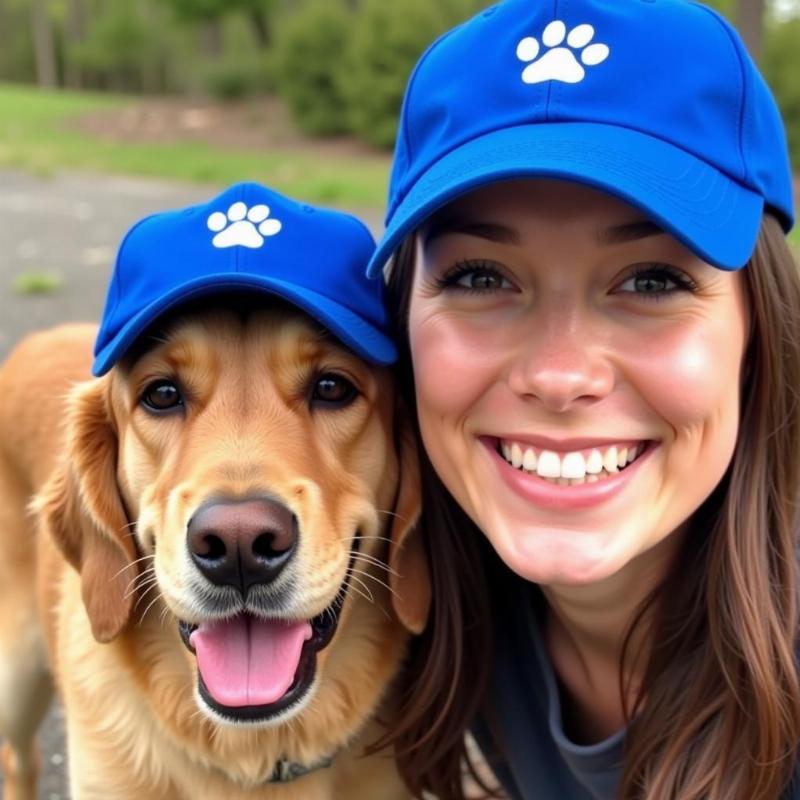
[381,215,800,799]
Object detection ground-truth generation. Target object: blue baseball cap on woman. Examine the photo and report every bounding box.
[93,182,396,376]
[367,0,794,276]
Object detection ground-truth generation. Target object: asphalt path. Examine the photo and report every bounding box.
[0,167,382,799]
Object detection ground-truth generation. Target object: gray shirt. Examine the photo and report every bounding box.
[472,581,800,800]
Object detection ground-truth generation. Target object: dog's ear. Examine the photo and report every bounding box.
[387,418,430,635]
[35,378,137,643]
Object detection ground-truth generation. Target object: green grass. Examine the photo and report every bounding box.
[13,271,63,295]
[0,83,390,207]
[1,84,796,224]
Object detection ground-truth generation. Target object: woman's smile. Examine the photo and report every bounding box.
[495,437,647,483]
[483,436,654,511]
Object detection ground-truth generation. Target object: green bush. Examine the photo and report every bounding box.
[271,0,353,136]
[763,17,800,171]
[339,0,488,149]
[67,7,162,92]
[0,5,36,83]
[201,57,262,100]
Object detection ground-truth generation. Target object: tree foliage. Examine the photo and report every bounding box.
[339,0,488,148]
[0,0,797,163]
[271,0,353,135]
[763,16,800,166]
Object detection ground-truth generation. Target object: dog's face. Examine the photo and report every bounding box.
[39,303,429,729]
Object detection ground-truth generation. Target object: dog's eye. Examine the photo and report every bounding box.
[311,373,357,408]
[141,380,183,413]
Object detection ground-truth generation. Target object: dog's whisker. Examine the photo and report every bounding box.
[124,570,157,598]
[124,576,159,601]
[137,590,165,625]
[342,533,394,544]
[349,551,398,577]
[109,554,155,582]
[124,565,157,596]
[132,581,161,613]
[345,572,375,605]
[158,603,174,627]
[132,584,160,614]
[141,332,170,348]
[188,708,209,729]
[209,719,225,745]
[348,567,398,599]
[346,578,374,606]
[118,522,142,541]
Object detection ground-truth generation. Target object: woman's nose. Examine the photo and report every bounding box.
[506,313,615,412]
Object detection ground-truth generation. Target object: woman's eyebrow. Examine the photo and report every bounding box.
[598,220,666,244]
[423,218,665,246]
[423,219,520,246]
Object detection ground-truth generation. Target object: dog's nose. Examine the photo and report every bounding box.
[187,497,297,594]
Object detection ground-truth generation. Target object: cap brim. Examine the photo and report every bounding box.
[368,122,764,277]
[92,274,397,376]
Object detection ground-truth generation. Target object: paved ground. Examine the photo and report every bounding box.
[0,167,381,799]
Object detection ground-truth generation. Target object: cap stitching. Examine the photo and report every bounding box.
[235,184,244,273]
[101,212,159,350]
[544,0,560,121]
[693,3,748,183]
[404,149,741,231]
[388,114,753,234]
[94,277,395,375]
[376,153,751,275]
[400,24,469,214]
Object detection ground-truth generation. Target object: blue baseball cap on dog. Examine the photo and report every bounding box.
[93,182,395,376]
[367,0,794,276]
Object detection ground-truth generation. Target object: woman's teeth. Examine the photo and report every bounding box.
[499,442,644,485]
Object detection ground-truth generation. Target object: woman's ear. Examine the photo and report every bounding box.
[35,378,137,643]
[388,416,431,635]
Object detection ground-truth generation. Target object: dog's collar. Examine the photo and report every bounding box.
[268,753,334,784]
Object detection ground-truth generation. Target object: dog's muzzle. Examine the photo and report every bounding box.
[178,496,355,723]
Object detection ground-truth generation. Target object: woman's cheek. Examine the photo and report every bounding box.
[409,312,497,419]
[622,319,744,429]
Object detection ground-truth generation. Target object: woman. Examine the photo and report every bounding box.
[367,1,800,798]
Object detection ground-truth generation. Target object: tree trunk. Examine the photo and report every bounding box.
[30,0,58,88]
[737,0,765,62]
[247,9,271,50]
[203,20,224,58]
[63,0,85,89]
[137,0,160,93]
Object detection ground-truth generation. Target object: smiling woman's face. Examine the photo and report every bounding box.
[408,179,750,588]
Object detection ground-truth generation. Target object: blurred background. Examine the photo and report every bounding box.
[0,0,798,797]
[0,0,798,204]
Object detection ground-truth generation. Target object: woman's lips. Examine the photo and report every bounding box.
[482,436,655,510]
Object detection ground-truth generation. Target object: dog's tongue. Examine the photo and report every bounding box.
[190,615,312,707]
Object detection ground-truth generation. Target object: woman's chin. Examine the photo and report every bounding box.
[491,524,631,588]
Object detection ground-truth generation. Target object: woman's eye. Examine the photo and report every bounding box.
[455,270,510,291]
[437,262,513,293]
[311,373,358,408]
[140,380,183,413]
[616,265,695,297]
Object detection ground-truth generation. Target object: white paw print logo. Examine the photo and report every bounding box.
[516,21,609,85]
[207,202,283,249]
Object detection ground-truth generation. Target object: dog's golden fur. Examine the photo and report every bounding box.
[0,305,429,800]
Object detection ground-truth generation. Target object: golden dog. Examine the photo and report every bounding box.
[0,300,428,800]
